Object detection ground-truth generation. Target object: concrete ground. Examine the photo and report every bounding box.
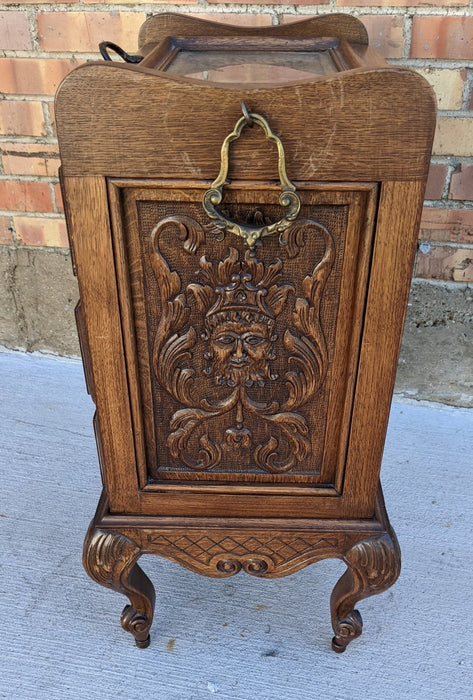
[0,350,472,700]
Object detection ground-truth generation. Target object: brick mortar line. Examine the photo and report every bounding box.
[49,181,61,213]
[431,156,473,165]
[442,163,456,199]
[437,110,473,117]
[0,210,64,218]
[417,240,473,250]
[403,11,412,60]
[389,59,473,69]
[423,200,473,208]
[1,3,473,15]
[2,5,473,16]
[41,100,56,140]
[0,243,70,253]
[0,136,59,145]
[462,69,473,110]
[0,96,55,105]
[1,51,100,58]
[26,7,40,54]
[0,96,54,102]
[410,277,472,288]
[0,176,59,184]
[290,7,473,16]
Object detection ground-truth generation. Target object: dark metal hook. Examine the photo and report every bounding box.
[240,101,254,127]
[99,41,143,64]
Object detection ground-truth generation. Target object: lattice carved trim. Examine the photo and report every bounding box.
[144,530,344,578]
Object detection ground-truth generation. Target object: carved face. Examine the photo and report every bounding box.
[206,318,276,387]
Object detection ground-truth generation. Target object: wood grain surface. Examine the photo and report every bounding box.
[138,13,370,50]
[55,65,435,182]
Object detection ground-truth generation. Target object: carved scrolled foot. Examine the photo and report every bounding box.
[83,526,156,647]
[330,532,401,652]
[121,605,151,648]
[331,610,363,652]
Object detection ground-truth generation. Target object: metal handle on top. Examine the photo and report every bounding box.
[202,103,300,249]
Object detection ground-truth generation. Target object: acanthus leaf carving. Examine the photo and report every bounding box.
[149,212,335,474]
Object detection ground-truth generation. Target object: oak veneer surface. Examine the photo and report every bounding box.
[56,14,436,650]
[55,65,435,181]
[139,13,370,49]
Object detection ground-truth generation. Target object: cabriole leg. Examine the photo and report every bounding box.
[83,526,155,648]
[330,532,401,653]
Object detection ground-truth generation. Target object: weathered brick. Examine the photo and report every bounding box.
[433,118,473,157]
[0,216,13,245]
[449,165,473,201]
[415,244,473,282]
[0,58,79,96]
[14,216,68,248]
[355,15,405,58]
[2,0,78,3]
[190,13,273,25]
[208,0,326,4]
[282,11,395,38]
[0,11,32,51]
[37,11,146,53]
[411,17,473,60]
[0,180,54,213]
[338,0,467,5]
[420,208,473,244]
[84,0,196,3]
[425,164,448,201]
[0,101,46,138]
[1,143,60,178]
[48,103,56,137]
[415,68,465,110]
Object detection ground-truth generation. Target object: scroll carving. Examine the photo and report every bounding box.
[330,533,401,652]
[83,527,155,648]
[146,531,341,578]
[149,215,335,473]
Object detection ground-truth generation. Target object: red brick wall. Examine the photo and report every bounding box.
[1,2,472,282]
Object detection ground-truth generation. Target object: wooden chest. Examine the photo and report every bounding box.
[56,13,435,651]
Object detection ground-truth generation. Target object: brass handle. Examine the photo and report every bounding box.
[202,106,300,249]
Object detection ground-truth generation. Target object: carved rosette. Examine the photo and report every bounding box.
[149,214,335,474]
[145,531,341,578]
[330,533,401,652]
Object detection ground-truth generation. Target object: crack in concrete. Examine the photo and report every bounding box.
[6,248,30,350]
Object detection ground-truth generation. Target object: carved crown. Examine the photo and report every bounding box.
[188,247,294,322]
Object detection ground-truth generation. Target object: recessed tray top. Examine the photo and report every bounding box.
[140,36,360,83]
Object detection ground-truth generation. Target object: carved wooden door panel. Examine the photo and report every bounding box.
[108,180,377,517]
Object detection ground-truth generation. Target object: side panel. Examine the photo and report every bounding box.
[342,180,427,516]
[62,176,140,512]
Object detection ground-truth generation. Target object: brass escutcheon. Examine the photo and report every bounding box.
[202,105,301,249]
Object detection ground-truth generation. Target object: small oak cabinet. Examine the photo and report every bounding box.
[56,13,435,651]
